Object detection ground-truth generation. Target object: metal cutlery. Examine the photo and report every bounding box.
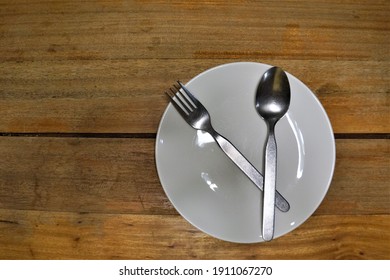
[165,81,290,213]
[255,66,291,241]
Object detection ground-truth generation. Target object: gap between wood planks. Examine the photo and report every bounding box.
[0,132,389,139]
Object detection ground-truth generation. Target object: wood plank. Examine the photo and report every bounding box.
[0,137,174,215]
[0,59,388,133]
[0,209,388,259]
[0,0,388,262]
[0,137,388,215]
[0,0,388,61]
[316,139,390,215]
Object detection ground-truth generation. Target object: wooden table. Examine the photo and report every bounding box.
[0,0,389,260]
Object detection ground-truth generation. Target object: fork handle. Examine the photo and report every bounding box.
[210,131,290,212]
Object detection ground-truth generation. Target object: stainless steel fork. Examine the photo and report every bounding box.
[165,81,290,212]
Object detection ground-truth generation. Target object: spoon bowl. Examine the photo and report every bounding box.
[255,67,291,123]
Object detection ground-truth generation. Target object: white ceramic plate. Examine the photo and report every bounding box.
[155,62,335,243]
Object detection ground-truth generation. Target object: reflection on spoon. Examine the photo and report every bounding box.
[201,172,219,192]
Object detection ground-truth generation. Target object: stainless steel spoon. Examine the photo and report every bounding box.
[255,66,291,241]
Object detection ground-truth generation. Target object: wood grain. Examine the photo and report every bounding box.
[0,137,388,215]
[0,0,388,61]
[0,209,388,259]
[0,137,172,215]
[0,59,389,133]
[0,0,389,133]
[316,139,390,215]
[0,0,388,261]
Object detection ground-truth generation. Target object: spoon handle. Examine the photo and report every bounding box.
[263,127,276,241]
[210,131,289,212]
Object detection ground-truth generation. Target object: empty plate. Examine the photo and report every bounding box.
[155,62,335,243]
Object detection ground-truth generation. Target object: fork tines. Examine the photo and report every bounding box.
[165,81,196,115]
